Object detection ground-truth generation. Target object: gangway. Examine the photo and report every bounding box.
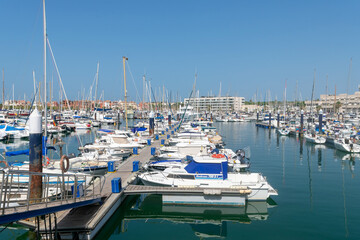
[0,169,105,225]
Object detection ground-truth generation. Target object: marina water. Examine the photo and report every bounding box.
[2,122,360,239]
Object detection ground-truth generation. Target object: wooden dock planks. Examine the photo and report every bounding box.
[54,140,161,234]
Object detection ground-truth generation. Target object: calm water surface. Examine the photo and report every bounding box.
[2,122,360,239]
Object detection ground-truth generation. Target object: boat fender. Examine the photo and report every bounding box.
[42,156,50,167]
[60,155,70,173]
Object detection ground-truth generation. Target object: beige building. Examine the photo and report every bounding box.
[184,96,245,112]
[305,91,360,113]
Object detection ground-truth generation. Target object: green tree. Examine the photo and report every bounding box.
[335,101,342,113]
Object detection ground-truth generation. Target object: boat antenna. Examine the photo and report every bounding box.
[309,69,316,127]
[178,90,194,129]
[43,0,47,138]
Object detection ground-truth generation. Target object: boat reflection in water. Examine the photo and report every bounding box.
[96,194,277,239]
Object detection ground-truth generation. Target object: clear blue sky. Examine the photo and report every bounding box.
[0,0,359,103]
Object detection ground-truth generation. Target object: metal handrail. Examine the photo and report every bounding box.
[0,169,106,214]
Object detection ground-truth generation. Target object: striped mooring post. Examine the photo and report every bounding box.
[29,108,43,203]
[300,110,304,136]
[149,111,155,136]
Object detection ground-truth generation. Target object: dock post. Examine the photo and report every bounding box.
[117,111,120,130]
[151,147,156,155]
[300,110,304,136]
[269,112,272,128]
[149,111,154,136]
[277,110,280,128]
[210,112,213,122]
[318,109,323,134]
[29,108,43,203]
[256,110,259,122]
[168,111,171,127]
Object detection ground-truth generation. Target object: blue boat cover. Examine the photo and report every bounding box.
[94,107,112,112]
[0,125,25,131]
[131,127,147,133]
[211,148,220,154]
[98,129,115,133]
[6,149,29,156]
[150,159,182,164]
[185,160,228,179]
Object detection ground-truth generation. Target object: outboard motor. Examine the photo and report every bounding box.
[233,149,247,172]
[236,149,246,164]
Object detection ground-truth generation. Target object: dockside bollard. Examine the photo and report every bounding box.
[133,147,138,155]
[300,110,304,136]
[108,161,115,172]
[151,147,156,155]
[168,111,172,127]
[319,109,323,133]
[132,161,140,172]
[269,112,272,128]
[71,183,84,198]
[149,111,155,136]
[111,178,122,193]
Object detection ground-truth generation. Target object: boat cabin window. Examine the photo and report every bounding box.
[167,174,195,180]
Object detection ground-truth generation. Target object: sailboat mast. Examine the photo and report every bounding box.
[2,68,4,108]
[346,58,352,113]
[325,75,328,114]
[123,56,128,130]
[284,80,287,119]
[95,62,99,109]
[43,0,47,137]
[50,78,52,115]
[310,69,316,125]
[33,71,36,106]
[12,84,14,111]
[142,75,145,109]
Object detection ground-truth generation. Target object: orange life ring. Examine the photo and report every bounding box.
[60,155,70,173]
[212,154,225,158]
[0,160,9,167]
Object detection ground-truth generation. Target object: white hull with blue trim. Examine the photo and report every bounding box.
[138,158,277,201]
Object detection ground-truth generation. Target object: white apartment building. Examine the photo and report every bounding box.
[184,96,245,112]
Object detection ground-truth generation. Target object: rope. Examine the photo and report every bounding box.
[0,222,12,233]
[126,62,141,103]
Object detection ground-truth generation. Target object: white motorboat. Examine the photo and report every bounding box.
[91,120,101,127]
[304,133,326,144]
[334,138,360,153]
[84,134,143,151]
[75,122,91,130]
[138,158,277,201]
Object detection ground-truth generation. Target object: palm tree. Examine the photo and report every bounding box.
[335,101,342,113]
